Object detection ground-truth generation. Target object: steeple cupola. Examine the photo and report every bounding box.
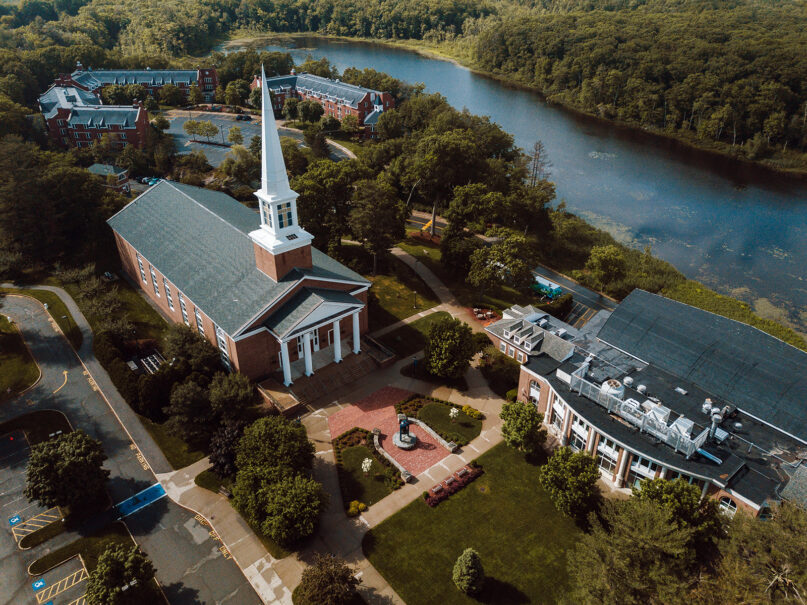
[249,65,313,280]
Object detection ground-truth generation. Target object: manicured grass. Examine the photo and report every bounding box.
[0,315,39,401]
[138,415,205,470]
[399,361,469,392]
[367,258,440,332]
[417,403,482,445]
[195,469,232,494]
[363,444,579,605]
[0,410,72,445]
[0,287,82,349]
[338,445,392,507]
[29,522,133,574]
[397,237,533,312]
[376,311,451,357]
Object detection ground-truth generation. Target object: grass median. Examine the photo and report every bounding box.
[0,315,40,401]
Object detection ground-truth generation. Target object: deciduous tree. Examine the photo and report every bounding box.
[25,430,109,510]
[349,179,406,274]
[500,400,546,455]
[85,544,155,605]
[295,554,361,605]
[228,125,243,145]
[538,447,600,521]
[260,474,327,544]
[235,416,314,474]
[158,84,184,106]
[423,316,475,379]
[585,244,627,287]
[298,99,324,123]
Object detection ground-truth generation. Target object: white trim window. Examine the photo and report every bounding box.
[596,438,618,474]
[628,456,660,489]
[215,325,231,370]
[517,351,525,363]
[194,307,205,335]
[508,345,515,357]
[149,266,160,297]
[719,496,738,517]
[163,278,174,310]
[136,253,147,283]
[178,293,190,326]
[570,416,588,451]
[499,341,506,353]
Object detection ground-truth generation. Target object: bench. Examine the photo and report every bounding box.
[432,485,443,494]
[445,477,456,486]
[457,468,469,477]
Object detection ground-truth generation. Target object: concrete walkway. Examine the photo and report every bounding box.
[157,459,303,605]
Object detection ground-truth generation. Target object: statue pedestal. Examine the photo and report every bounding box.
[393,431,417,450]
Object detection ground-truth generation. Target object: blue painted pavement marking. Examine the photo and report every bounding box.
[115,483,167,519]
[31,578,46,591]
[9,514,21,526]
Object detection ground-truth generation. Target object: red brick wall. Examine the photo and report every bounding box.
[253,243,312,281]
[46,105,149,150]
[518,370,551,415]
[706,485,759,517]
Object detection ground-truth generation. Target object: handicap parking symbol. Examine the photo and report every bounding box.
[8,514,21,527]
[32,578,46,591]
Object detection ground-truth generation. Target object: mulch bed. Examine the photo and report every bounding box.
[423,463,484,507]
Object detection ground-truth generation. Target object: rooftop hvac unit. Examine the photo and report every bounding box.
[636,384,647,394]
[538,318,549,328]
[623,376,634,387]
[600,379,624,400]
[702,400,714,414]
[556,328,567,338]
[674,387,688,396]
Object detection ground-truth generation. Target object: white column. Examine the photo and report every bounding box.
[303,331,313,376]
[700,480,710,501]
[280,340,292,386]
[560,408,572,446]
[615,449,630,488]
[333,319,342,363]
[658,467,668,480]
[352,311,361,354]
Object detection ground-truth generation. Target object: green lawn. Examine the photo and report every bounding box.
[417,403,482,445]
[0,287,82,349]
[0,410,72,445]
[195,469,232,494]
[0,315,39,401]
[376,311,451,357]
[338,445,392,507]
[396,237,533,313]
[363,444,579,605]
[139,415,205,470]
[29,522,133,574]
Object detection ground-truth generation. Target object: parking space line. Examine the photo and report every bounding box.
[36,567,88,603]
[66,596,86,605]
[12,507,60,540]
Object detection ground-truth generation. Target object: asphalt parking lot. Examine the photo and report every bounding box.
[166,111,350,166]
[2,295,260,604]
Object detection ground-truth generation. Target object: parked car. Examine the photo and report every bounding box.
[236,115,252,121]
[147,177,161,186]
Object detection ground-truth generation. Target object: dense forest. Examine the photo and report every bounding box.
[1,0,805,168]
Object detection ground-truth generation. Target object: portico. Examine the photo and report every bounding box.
[272,299,364,386]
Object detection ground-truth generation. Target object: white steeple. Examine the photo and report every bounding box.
[249,64,313,258]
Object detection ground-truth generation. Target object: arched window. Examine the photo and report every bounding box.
[719,496,738,517]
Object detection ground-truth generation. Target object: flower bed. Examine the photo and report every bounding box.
[395,395,483,446]
[333,427,405,510]
[423,462,484,507]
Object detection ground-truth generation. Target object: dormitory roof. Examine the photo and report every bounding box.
[67,106,141,128]
[598,289,807,443]
[107,181,368,336]
[263,73,382,109]
[38,85,101,119]
[71,69,199,90]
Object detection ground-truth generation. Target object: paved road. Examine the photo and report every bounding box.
[1,295,259,605]
[165,112,350,166]
[533,264,617,313]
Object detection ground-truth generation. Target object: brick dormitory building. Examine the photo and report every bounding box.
[107,67,370,386]
[486,291,807,517]
[38,64,218,150]
[251,71,394,137]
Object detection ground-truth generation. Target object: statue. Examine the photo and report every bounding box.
[393,415,417,450]
[399,417,410,437]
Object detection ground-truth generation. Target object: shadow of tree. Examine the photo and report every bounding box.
[161,582,203,605]
[477,577,530,604]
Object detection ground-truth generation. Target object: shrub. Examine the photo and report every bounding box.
[505,388,518,401]
[295,553,361,605]
[461,404,483,420]
[479,346,520,397]
[500,400,546,455]
[347,500,367,517]
[425,466,484,507]
[452,548,485,596]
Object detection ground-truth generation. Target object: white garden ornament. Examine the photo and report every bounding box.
[362,457,373,475]
[450,407,459,422]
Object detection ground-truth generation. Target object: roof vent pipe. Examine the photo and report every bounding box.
[623,376,634,387]
[733,421,743,431]
[636,384,647,394]
[709,409,724,439]
[702,400,713,415]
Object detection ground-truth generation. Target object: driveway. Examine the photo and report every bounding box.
[1,295,259,604]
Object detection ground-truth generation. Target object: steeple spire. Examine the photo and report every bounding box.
[260,64,295,200]
[249,64,313,280]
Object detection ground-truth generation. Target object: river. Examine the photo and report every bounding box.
[217,35,807,333]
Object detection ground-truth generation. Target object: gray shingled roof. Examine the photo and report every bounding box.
[38,85,100,119]
[72,69,198,90]
[107,180,368,336]
[88,163,125,176]
[264,73,380,109]
[598,289,807,442]
[68,105,140,127]
[264,288,362,338]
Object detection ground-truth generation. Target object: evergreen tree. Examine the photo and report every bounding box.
[452,548,485,596]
